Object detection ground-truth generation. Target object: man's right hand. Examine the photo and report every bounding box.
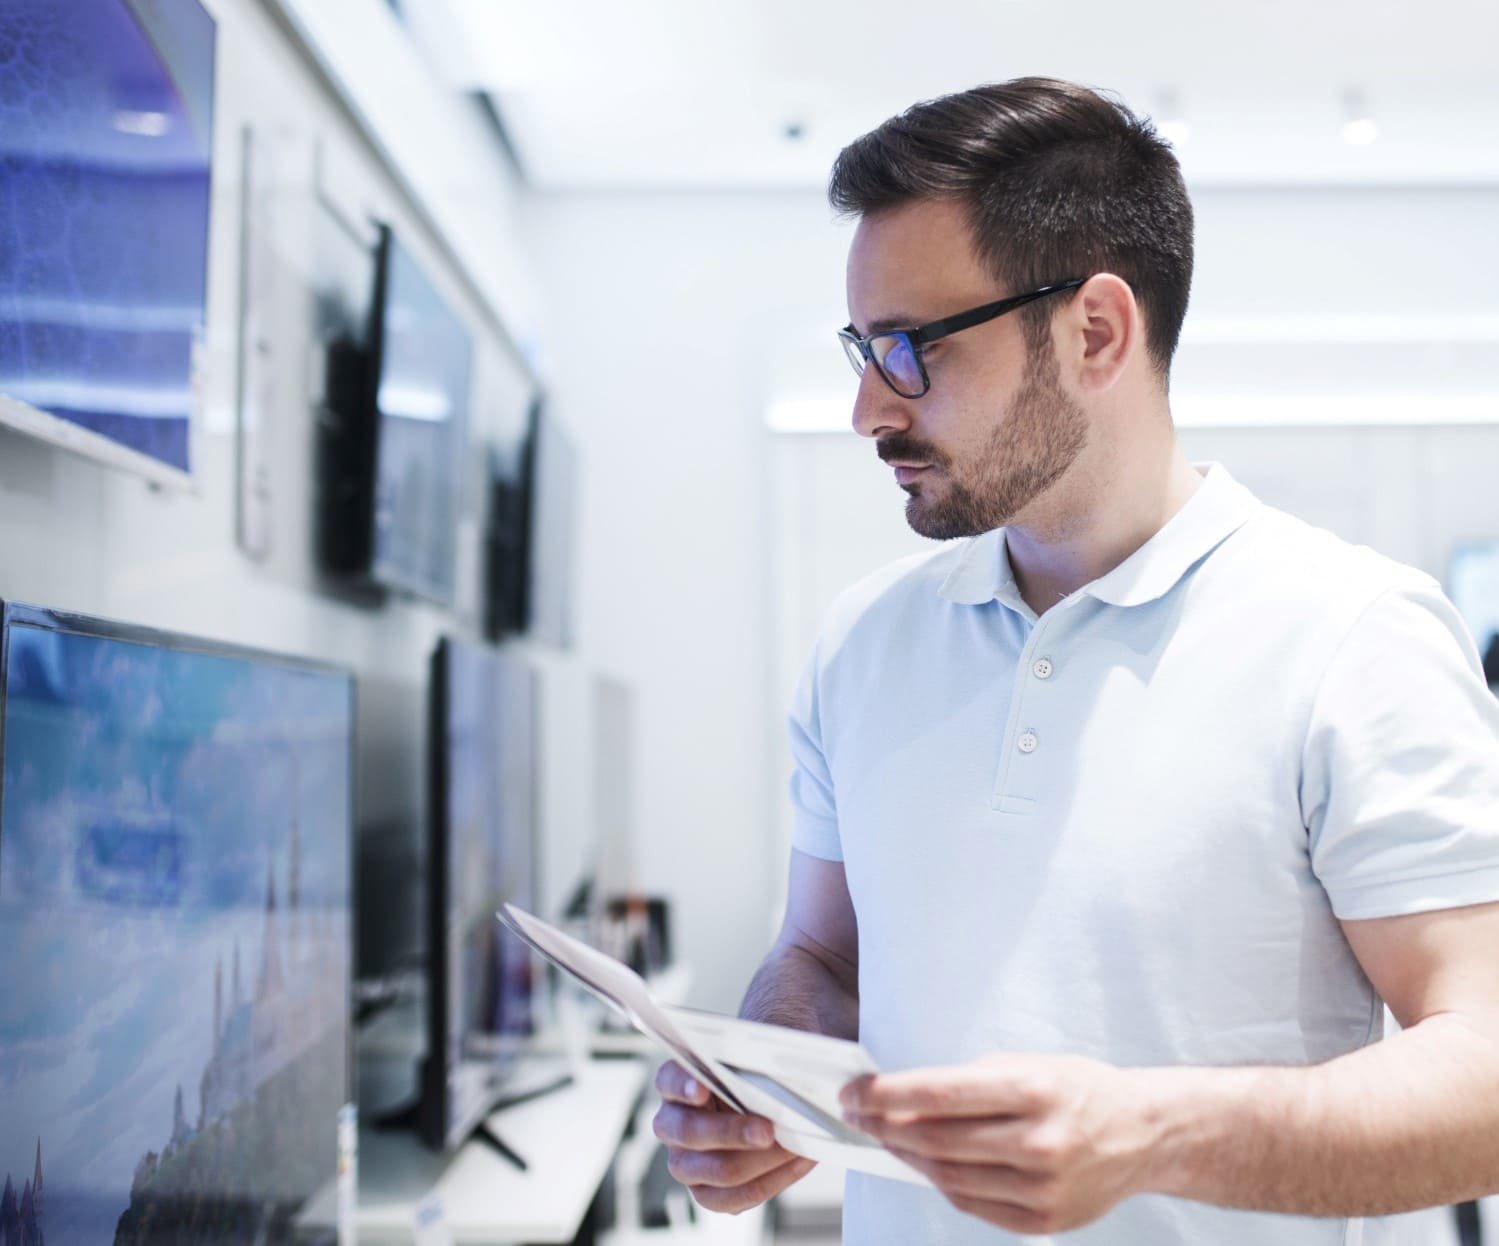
[651,1060,817,1214]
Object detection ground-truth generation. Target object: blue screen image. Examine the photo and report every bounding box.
[0,0,216,475]
[0,615,352,1246]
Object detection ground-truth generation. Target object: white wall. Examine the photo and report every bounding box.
[520,191,857,1008]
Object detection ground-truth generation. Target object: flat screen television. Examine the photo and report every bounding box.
[422,635,556,1153]
[1449,542,1499,654]
[317,224,471,605]
[0,601,354,1246]
[484,398,577,647]
[0,0,216,485]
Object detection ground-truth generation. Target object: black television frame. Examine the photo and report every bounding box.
[484,396,577,648]
[421,635,558,1157]
[483,401,538,642]
[317,222,470,606]
[0,598,357,1235]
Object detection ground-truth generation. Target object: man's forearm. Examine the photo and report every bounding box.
[739,941,858,1040]
[1140,1013,1499,1215]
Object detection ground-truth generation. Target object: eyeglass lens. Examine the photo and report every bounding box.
[870,334,924,397]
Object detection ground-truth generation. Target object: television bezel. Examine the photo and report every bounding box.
[0,0,217,490]
[482,403,537,642]
[0,598,358,1174]
[422,633,539,1152]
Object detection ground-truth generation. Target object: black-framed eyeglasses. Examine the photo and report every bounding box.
[838,278,1087,400]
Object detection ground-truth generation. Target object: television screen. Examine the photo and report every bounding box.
[1449,542,1499,657]
[483,437,529,642]
[0,0,216,482]
[423,636,539,1151]
[369,228,472,605]
[526,402,578,649]
[0,602,353,1246]
[484,399,577,647]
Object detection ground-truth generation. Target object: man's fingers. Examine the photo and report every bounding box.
[652,1102,777,1151]
[655,1060,711,1107]
[841,1063,1044,1119]
[885,1146,1044,1202]
[845,1111,1032,1163]
[686,1155,818,1211]
[666,1141,799,1190]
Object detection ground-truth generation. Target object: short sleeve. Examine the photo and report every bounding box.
[1302,577,1499,920]
[788,642,842,862]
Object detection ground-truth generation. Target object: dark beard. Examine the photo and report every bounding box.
[904,347,1088,540]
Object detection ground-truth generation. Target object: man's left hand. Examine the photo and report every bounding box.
[840,1052,1165,1236]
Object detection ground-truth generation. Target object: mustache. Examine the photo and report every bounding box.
[877,434,946,468]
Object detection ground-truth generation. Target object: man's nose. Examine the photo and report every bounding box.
[850,367,915,440]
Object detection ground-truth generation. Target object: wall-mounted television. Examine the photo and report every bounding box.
[1448,541,1499,687]
[0,0,216,485]
[0,600,354,1246]
[484,398,577,647]
[318,224,471,605]
[422,635,557,1153]
[1449,542,1499,656]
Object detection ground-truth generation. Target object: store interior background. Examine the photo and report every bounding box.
[1,0,1496,1240]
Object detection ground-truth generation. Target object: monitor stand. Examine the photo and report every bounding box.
[472,1120,528,1171]
[486,1051,576,1112]
[371,1100,531,1174]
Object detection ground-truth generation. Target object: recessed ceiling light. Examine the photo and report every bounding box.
[1341,91,1378,146]
[1159,118,1191,146]
[1155,91,1189,147]
[112,110,171,137]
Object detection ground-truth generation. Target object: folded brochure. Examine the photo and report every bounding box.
[496,903,929,1187]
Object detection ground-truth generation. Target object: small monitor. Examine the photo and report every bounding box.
[422,636,541,1151]
[484,398,577,646]
[317,225,471,605]
[527,402,579,649]
[0,0,216,483]
[370,228,472,604]
[0,601,354,1246]
[1448,542,1499,667]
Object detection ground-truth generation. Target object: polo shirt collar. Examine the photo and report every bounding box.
[938,463,1260,611]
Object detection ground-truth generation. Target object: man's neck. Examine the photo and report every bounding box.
[1005,447,1203,617]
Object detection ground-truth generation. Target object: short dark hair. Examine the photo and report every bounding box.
[828,77,1194,375]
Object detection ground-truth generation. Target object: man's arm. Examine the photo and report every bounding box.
[841,900,1499,1235]
[1140,898,1499,1214]
[740,848,859,1039]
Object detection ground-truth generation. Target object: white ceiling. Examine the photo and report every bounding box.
[401,0,1499,189]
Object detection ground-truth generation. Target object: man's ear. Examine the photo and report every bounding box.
[1062,273,1139,393]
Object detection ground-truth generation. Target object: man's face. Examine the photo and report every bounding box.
[845,198,1088,539]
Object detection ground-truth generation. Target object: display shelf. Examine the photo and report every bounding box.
[297,1055,650,1245]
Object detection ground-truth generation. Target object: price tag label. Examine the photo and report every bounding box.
[413,1194,453,1246]
[337,1103,358,1246]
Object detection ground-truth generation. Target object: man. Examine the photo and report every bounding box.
[652,77,1499,1243]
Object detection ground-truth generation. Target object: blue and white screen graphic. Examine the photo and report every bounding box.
[0,618,352,1246]
[0,0,216,475]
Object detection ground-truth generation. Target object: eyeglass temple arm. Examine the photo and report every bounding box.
[913,279,1087,345]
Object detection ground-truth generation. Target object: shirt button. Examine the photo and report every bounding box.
[1032,657,1054,680]
[1017,730,1039,754]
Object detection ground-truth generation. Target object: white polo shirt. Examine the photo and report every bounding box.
[788,463,1499,1246]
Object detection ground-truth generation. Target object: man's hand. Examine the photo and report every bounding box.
[840,1052,1162,1236]
[652,1060,817,1214]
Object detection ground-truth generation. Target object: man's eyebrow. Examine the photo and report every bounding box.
[850,312,920,336]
